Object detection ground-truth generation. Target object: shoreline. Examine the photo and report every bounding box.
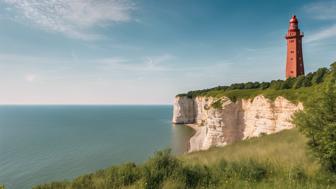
[184,124,204,153]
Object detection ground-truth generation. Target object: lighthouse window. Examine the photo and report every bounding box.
[291,50,294,53]
[290,40,294,43]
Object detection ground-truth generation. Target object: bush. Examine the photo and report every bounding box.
[312,68,328,85]
[293,75,305,89]
[270,80,284,90]
[211,100,223,109]
[293,76,336,172]
[281,77,296,89]
[260,82,270,89]
[143,149,181,189]
[302,73,313,87]
[177,165,217,188]
[111,163,140,186]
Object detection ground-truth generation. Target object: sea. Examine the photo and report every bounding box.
[0,105,194,189]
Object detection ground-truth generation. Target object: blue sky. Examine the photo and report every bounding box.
[0,0,335,104]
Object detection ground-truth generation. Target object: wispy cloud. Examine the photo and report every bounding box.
[24,73,37,82]
[143,54,175,71]
[98,54,176,72]
[2,0,135,40]
[304,1,336,20]
[305,25,336,43]
[304,1,336,43]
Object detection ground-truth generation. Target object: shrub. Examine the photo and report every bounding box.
[312,67,328,85]
[260,82,270,89]
[119,163,141,186]
[229,83,245,90]
[143,149,181,189]
[179,165,209,188]
[293,75,305,89]
[270,80,284,90]
[293,76,336,172]
[281,77,296,89]
[211,100,222,109]
[302,73,313,87]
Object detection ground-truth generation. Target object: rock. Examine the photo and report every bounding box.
[172,95,303,152]
[172,96,195,124]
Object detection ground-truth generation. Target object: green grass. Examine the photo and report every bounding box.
[199,84,321,105]
[180,129,332,189]
[182,129,318,176]
[33,129,336,189]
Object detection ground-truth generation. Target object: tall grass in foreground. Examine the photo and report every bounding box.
[33,129,336,189]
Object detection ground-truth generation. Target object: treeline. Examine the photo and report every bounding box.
[178,64,334,98]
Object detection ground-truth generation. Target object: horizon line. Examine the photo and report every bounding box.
[0,104,172,106]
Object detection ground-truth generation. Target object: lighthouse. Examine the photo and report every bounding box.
[285,15,304,79]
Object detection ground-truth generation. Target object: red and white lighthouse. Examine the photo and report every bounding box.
[285,15,304,79]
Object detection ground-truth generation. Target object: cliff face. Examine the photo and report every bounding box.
[172,95,303,152]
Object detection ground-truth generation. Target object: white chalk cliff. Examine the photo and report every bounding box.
[172,95,303,152]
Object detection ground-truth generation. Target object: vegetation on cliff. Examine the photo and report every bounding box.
[293,69,336,173]
[177,62,335,104]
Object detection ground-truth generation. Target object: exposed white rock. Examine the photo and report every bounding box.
[172,95,303,152]
[172,96,195,124]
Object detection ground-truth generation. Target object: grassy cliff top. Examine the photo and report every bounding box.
[182,86,319,104]
[177,64,336,104]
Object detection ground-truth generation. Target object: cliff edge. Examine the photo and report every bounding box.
[173,95,303,152]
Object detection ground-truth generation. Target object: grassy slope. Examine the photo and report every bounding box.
[181,129,319,187]
[34,129,336,189]
[183,129,313,170]
[178,129,336,189]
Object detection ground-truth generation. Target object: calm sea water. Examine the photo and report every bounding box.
[0,105,194,189]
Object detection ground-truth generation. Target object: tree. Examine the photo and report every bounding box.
[293,75,305,89]
[281,77,296,89]
[270,80,284,90]
[244,82,255,89]
[293,77,336,172]
[302,73,313,87]
[229,83,245,90]
[312,68,328,85]
[260,82,270,90]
